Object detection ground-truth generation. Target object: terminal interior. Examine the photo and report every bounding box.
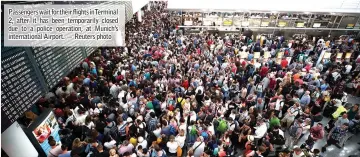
[1,0,360,157]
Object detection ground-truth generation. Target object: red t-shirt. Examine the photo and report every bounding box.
[242,61,247,67]
[260,66,269,77]
[182,80,189,89]
[269,78,276,89]
[281,59,288,68]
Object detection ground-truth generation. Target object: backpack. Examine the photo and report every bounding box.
[106,122,119,140]
[148,118,157,132]
[169,125,177,135]
[284,49,289,56]
[190,125,198,135]
[216,119,228,133]
[269,130,285,145]
[167,103,175,111]
[151,150,167,157]
[289,123,302,137]
[176,98,184,109]
[201,131,209,140]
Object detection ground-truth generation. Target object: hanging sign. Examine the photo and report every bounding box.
[184,20,193,26]
[203,21,212,26]
[336,53,343,58]
[345,52,352,59]
[296,22,305,28]
[242,21,249,27]
[323,52,331,59]
[313,23,321,28]
[254,52,260,59]
[261,22,269,27]
[346,24,355,29]
[278,22,286,27]
[264,51,271,58]
[223,19,233,26]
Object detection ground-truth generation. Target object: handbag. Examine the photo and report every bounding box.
[177,146,182,157]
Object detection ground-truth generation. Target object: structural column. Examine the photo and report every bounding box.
[138,10,142,22]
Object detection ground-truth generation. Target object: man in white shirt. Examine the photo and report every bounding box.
[109,82,120,99]
[261,76,270,90]
[253,119,268,146]
[345,64,352,74]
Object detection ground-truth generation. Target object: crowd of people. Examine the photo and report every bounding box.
[24,1,360,157]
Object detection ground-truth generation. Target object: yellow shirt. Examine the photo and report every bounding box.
[177,97,186,108]
[332,105,347,119]
[129,137,137,146]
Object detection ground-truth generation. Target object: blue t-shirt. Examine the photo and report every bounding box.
[83,78,90,85]
[131,64,137,72]
[90,68,97,75]
[144,72,151,80]
[58,151,71,157]
[177,39,182,45]
[320,84,328,91]
[248,53,254,61]
[217,55,223,62]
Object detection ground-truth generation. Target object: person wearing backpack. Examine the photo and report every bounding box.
[228,117,238,131]
[216,117,228,137]
[188,120,198,143]
[281,103,302,128]
[288,119,303,148]
[269,125,285,146]
[147,112,158,133]
[176,95,185,117]
[117,117,127,143]
[104,118,118,143]
[150,144,167,157]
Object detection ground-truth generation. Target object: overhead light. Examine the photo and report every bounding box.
[304,12,310,14]
[330,12,336,15]
[271,11,278,13]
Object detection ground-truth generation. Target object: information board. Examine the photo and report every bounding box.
[1,47,45,132]
[32,47,84,89]
[296,22,305,28]
[85,47,98,56]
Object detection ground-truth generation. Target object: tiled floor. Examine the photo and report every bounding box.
[308,95,360,157]
[234,95,360,157]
